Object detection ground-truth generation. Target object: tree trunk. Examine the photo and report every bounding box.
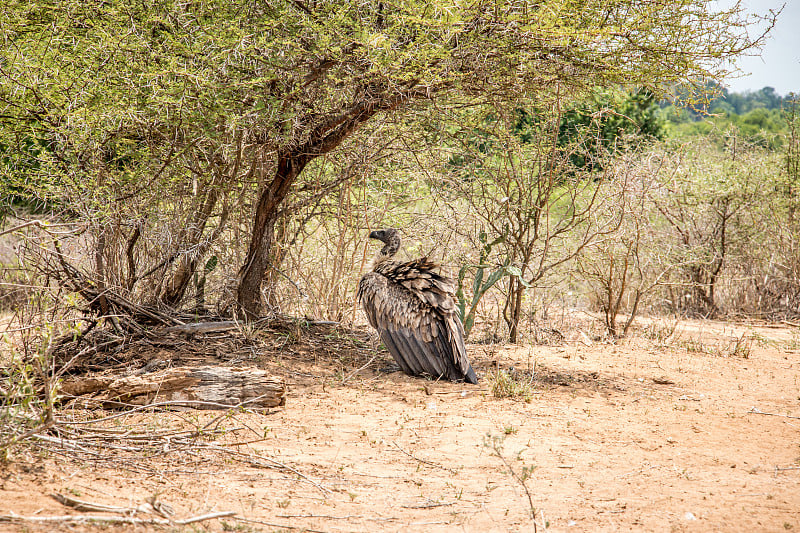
[263,211,291,310]
[234,91,419,319]
[161,179,223,307]
[93,224,110,318]
[604,305,618,338]
[621,290,642,337]
[236,152,309,319]
[505,277,525,343]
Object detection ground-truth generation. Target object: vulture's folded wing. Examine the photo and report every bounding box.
[358,270,478,384]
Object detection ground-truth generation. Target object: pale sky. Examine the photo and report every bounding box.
[722,0,800,95]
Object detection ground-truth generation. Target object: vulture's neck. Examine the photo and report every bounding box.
[369,251,393,271]
[369,238,400,271]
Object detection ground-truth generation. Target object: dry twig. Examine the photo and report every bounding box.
[402,501,457,509]
[391,441,458,474]
[341,355,377,384]
[198,443,331,494]
[51,493,152,514]
[0,510,235,526]
[230,516,327,532]
[748,407,800,420]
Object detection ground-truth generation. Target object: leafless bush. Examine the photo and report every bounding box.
[740,96,800,319]
[576,150,680,337]
[571,125,800,332]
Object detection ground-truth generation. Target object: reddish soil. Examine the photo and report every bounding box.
[1,318,799,532]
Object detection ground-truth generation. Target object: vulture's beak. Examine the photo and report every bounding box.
[368,230,382,240]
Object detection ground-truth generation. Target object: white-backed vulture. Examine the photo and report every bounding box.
[357,229,478,384]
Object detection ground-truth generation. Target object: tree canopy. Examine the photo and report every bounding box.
[0,0,776,317]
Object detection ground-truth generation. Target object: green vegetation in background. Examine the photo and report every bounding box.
[668,84,788,116]
[660,85,793,148]
[449,89,665,177]
[553,88,664,171]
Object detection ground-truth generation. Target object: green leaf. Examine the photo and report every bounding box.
[505,265,532,287]
[204,255,218,274]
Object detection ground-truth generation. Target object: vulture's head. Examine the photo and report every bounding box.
[368,228,401,260]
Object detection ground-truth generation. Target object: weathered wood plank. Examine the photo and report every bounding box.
[60,366,286,409]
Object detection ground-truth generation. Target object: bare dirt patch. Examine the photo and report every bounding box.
[2,319,799,532]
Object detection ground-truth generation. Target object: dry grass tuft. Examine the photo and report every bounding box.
[486,369,535,402]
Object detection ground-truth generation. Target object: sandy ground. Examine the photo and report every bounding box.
[1,318,799,532]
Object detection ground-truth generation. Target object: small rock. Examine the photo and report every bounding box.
[684,512,697,521]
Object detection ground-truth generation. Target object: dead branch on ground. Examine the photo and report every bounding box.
[59,366,286,409]
[0,511,235,526]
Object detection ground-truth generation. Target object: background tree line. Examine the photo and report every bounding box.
[661,84,790,147]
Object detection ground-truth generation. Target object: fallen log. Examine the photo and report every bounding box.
[164,321,239,334]
[60,366,286,409]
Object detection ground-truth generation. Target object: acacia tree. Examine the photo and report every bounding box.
[1,0,775,319]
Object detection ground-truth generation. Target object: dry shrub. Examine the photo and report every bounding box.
[679,333,753,359]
